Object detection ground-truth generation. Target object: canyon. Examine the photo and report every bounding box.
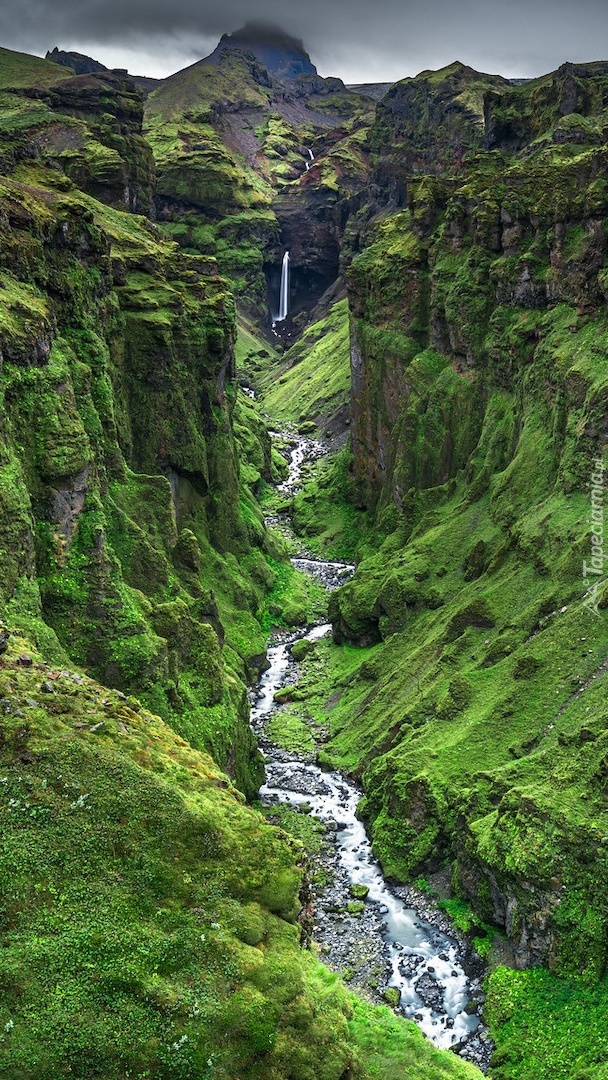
[0,23,606,1080]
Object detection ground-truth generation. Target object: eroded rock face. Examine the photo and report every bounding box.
[485,61,608,152]
[371,62,510,179]
[15,71,156,214]
[347,145,608,515]
[269,189,342,318]
[456,855,560,970]
[49,465,91,543]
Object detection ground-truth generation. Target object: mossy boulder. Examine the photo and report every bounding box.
[349,883,370,900]
[291,637,315,661]
[347,901,366,916]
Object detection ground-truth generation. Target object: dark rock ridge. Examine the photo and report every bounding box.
[45,46,163,97]
[347,82,394,100]
[45,47,108,76]
[368,59,608,209]
[208,22,345,95]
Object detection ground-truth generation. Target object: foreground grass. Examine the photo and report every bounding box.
[486,966,608,1080]
[0,628,481,1079]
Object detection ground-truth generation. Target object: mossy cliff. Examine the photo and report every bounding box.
[369,62,510,198]
[323,64,608,1004]
[0,47,284,799]
[0,56,155,213]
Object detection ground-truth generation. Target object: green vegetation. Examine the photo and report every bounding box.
[235,311,280,371]
[7,28,608,1080]
[0,45,69,89]
[347,996,480,1077]
[0,41,484,1080]
[369,61,510,169]
[265,58,608,1080]
[486,966,608,1080]
[260,299,351,432]
[290,447,368,560]
[327,267,608,981]
[260,557,326,630]
[0,632,480,1080]
[267,708,317,757]
[143,40,371,314]
[0,155,282,795]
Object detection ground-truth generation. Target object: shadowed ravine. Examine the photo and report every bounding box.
[250,436,493,1072]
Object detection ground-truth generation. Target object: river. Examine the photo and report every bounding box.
[250,434,492,1073]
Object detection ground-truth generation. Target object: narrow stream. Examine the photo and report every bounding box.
[251,434,491,1072]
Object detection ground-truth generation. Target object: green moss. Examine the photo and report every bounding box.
[267,708,316,757]
[290,446,369,561]
[0,630,482,1080]
[260,556,326,631]
[347,901,366,917]
[486,966,608,1080]
[350,884,370,900]
[281,84,608,1011]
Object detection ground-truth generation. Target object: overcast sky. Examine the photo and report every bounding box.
[2,0,608,83]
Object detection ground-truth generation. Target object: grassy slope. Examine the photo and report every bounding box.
[0,46,69,89]
[259,299,351,431]
[235,310,280,370]
[0,631,482,1079]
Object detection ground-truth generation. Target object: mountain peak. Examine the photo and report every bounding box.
[212,22,318,81]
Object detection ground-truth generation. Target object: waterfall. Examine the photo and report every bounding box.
[305,147,315,171]
[276,250,290,323]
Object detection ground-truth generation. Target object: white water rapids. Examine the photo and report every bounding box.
[250,433,488,1064]
[251,629,480,1050]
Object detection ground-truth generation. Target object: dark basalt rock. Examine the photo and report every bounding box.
[45,48,108,76]
[414,972,444,1010]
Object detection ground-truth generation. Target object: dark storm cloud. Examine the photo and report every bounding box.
[1,0,608,82]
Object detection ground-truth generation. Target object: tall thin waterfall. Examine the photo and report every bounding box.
[277,250,290,322]
[305,147,315,171]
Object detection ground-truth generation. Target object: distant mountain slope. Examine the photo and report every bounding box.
[144,27,372,316]
[348,82,393,100]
